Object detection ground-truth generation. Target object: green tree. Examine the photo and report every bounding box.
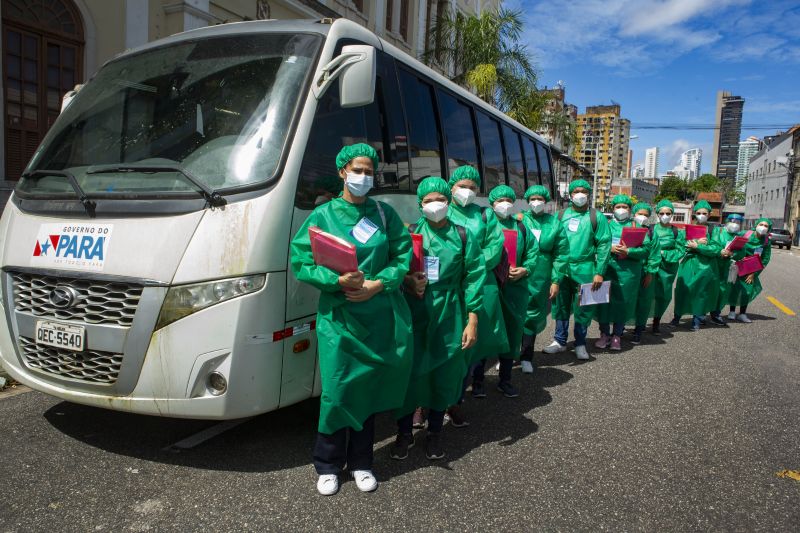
[655,176,690,202]
[690,173,721,194]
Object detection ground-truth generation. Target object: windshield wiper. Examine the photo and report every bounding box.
[21,169,97,217]
[86,163,226,207]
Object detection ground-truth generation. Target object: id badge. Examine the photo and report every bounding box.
[351,217,379,244]
[754,246,763,256]
[612,236,621,246]
[532,229,542,242]
[567,218,580,233]
[424,256,440,282]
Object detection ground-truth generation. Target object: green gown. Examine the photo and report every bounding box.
[520,211,570,336]
[290,197,413,434]
[729,233,772,307]
[673,224,722,318]
[713,229,740,312]
[496,216,540,359]
[448,203,509,363]
[552,207,612,326]
[398,219,486,416]
[652,225,686,319]
[633,226,662,327]
[596,219,653,325]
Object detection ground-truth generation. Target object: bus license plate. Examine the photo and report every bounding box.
[35,321,85,352]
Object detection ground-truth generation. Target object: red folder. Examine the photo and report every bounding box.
[736,255,764,276]
[308,226,358,274]
[410,233,424,273]
[725,235,749,252]
[502,229,518,268]
[685,224,707,241]
[621,227,647,248]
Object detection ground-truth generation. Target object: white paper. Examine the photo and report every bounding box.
[579,281,611,306]
[351,217,379,244]
[567,218,580,233]
[532,229,542,242]
[424,256,440,282]
[612,236,621,246]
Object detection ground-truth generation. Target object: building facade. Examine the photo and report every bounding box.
[0,0,498,182]
[736,136,761,189]
[744,128,795,229]
[644,147,659,179]
[575,104,631,207]
[679,148,702,180]
[710,90,744,183]
[609,178,657,204]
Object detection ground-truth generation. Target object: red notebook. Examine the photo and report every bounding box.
[502,229,518,268]
[685,224,707,241]
[736,255,764,276]
[621,227,648,248]
[410,233,424,273]
[725,235,749,252]
[309,226,359,274]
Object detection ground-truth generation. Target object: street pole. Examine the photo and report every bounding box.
[592,143,600,208]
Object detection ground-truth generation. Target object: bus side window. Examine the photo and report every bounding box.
[476,111,506,192]
[502,126,525,197]
[397,68,445,192]
[523,136,542,188]
[437,89,479,180]
[536,141,554,200]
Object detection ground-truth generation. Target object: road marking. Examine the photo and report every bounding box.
[776,469,800,482]
[767,297,796,316]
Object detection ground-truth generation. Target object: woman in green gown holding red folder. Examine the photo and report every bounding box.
[728,217,773,323]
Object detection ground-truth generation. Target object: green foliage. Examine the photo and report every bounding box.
[690,173,721,194]
[655,176,690,202]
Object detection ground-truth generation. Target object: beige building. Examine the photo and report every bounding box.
[575,104,631,207]
[0,0,498,182]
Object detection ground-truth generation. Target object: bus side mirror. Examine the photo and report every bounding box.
[312,45,376,108]
[60,84,83,112]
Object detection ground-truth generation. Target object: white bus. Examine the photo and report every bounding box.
[0,18,556,419]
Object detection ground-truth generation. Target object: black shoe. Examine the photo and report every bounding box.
[709,315,725,326]
[496,380,519,398]
[389,433,415,460]
[631,332,642,344]
[446,405,470,428]
[425,432,445,460]
[651,323,661,336]
[667,318,679,329]
[471,381,487,399]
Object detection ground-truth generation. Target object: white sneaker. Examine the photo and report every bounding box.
[575,345,590,360]
[727,312,737,320]
[352,470,378,492]
[521,360,534,374]
[494,362,501,371]
[543,341,567,354]
[737,313,752,323]
[317,474,339,496]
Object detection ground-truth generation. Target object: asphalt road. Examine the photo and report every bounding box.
[1,248,799,532]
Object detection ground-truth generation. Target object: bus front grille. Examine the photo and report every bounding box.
[18,336,123,384]
[10,272,143,327]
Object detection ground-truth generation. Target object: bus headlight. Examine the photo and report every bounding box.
[155,274,266,330]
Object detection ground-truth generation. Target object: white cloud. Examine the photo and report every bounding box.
[620,0,750,36]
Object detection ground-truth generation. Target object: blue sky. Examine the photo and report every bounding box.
[508,0,800,174]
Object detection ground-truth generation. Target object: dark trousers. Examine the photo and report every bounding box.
[730,305,748,314]
[472,357,513,383]
[397,409,445,434]
[521,334,536,362]
[312,415,375,475]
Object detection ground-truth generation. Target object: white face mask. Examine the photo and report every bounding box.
[422,201,448,223]
[726,222,740,234]
[529,200,545,214]
[453,187,476,207]
[756,225,769,236]
[613,208,630,221]
[345,172,373,197]
[695,213,708,223]
[659,213,672,225]
[634,214,648,226]
[572,193,588,207]
[493,201,514,219]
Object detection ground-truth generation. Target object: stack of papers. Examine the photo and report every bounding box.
[579,281,611,306]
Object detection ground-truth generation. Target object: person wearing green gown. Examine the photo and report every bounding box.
[631,202,662,344]
[728,217,773,323]
[650,199,685,335]
[710,213,743,324]
[671,200,721,331]
[487,184,539,396]
[547,179,612,360]
[447,165,509,400]
[519,185,570,374]
[390,177,483,461]
[290,143,413,496]
[595,195,654,351]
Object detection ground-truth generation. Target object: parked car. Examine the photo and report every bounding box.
[769,228,793,249]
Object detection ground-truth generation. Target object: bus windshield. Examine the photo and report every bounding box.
[18,32,321,198]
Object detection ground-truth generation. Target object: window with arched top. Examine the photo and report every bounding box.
[2,0,84,180]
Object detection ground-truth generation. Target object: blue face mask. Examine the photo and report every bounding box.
[345,172,373,197]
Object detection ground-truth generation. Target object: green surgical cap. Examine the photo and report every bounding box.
[524,184,551,202]
[489,185,516,203]
[633,202,652,215]
[755,217,773,230]
[693,200,712,213]
[336,143,379,171]
[417,176,451,204]
[611,194,633,207]
[569,179,592,194]
[448,165,481,187]
[656,199,674,212]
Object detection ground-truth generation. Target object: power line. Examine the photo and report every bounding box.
[630,123,796,130]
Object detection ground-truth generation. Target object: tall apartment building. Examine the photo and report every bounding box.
[679,148,702,179]
[0,0,499,181]
[575,104,631,206]
[711,91,745,183]
[644,147,659,179]
[736,136,761,188]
